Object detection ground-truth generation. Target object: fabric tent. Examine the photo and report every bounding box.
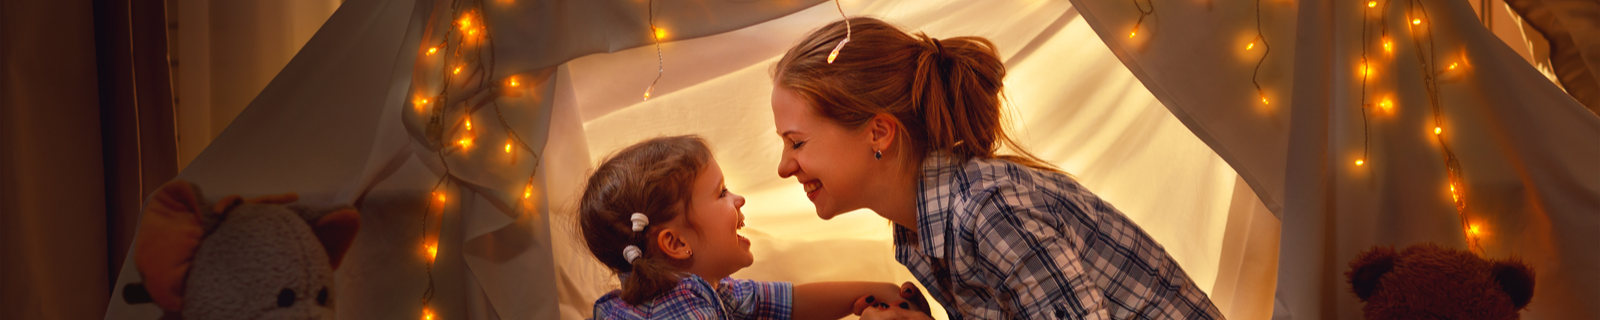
[102,0,1597,319]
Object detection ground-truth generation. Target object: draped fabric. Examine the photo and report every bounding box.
[1064,0,1600,318]
[97,0,1597,319]
[557,1,1256,318]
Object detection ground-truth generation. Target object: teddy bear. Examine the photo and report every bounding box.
[120,180,360,319]
[1345,242,1535,320]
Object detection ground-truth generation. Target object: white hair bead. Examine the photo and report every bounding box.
[622,245,642,264]
[630,213,650,232]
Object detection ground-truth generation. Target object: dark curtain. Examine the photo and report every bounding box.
[0,0,177,318]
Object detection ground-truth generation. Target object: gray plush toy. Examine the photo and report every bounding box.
[122,180,360,320]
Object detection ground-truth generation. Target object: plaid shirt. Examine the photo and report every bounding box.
[895,153,1224,320]
[592,274,793,320]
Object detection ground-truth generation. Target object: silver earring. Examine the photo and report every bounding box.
[874,149,882,160]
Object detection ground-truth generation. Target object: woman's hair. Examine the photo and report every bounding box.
[773,17,1058,172]
[578,135,712,305]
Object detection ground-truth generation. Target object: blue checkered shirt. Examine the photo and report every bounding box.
[592,274,793,320]
[895,153,1224,320]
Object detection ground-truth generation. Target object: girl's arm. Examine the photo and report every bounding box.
[791,282,905,320]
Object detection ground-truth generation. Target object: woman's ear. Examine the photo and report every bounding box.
[867,113,899,151]
[656,228,694,260]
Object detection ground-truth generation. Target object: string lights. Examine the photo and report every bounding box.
[1211,0,1483,254]
[642,0,664,100]
[827,0,851,64]
[1128,0,1154,38]
[1360,0,1481,254]
[1249,0,1271,106]
[405,0,546,318]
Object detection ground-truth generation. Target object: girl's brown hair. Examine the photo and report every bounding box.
[774,17,1058,172]
[578,135,712,305]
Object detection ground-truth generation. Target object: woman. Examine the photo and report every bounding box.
[770,18,1224,320]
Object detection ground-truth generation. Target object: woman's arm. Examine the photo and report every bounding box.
[790,282,904,320]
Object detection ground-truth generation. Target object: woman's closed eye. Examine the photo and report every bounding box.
[790,140,807,149]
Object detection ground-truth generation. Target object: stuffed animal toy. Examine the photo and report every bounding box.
[121,180,360,319]
[1346,242,1535,320]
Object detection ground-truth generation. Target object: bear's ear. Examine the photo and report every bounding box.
[1492,257,1535,310]
[1347,246,1398,301]
[310,207,361,269]
[134,180,207,311]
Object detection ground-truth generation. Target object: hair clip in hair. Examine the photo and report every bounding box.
[623,245,642,264]
[630,213,650,232]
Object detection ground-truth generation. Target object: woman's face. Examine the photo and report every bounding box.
[771,86,878,220]
[682,157,754,276]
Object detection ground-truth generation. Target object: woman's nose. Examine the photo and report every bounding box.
[733,193,746,209]
[777,154,798,178]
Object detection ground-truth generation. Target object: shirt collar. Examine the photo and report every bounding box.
[905,151,966,259]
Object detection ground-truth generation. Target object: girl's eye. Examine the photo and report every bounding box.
[791,141,806,149]
[720,188,729,197]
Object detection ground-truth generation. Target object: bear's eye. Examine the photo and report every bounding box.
[316,287,329,306]
[277,288,295,307]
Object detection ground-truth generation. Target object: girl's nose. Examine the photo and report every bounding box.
[733,193,746,209]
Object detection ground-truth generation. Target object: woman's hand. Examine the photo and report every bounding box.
[896,281,932,315]
[849,282,934,319]
[858,302,935,320]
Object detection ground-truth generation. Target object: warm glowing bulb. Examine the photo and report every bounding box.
[464,118,472,131]
[1380,98,1393,111]
[505,141,512,153]
[1449,63,1457,70]
[1367,1,1376,7]
[654,28,666,40]
[1246,42,1255,50]
[458,138,472,148]
[827,38,850,64]
[423,309,435,320]
[1383,39,1392,52]
[454,66,462,74]
[1261,95,1269,105]
[418,99,429,105]
[524,184,533,199]
[460,16,473,30]
[1129,30,1137,38]
[427,244,438,260]
[434,192,445,203]
[1469,225,1481,235]
[509,77,520,87]
[1434,127,1442,134]
[1412,18,1421,25]
[1356,159,1365,166]
[427,47,438,55]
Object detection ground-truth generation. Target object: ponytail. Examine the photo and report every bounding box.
[775,17,1060,172]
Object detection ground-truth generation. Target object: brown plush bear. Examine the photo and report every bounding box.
[1346,242,1535,320]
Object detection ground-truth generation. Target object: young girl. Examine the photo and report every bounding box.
[579,135,928,319]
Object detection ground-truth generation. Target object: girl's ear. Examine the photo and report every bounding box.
[656,228,694,260]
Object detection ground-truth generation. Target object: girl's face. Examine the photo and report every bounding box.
[771,86,878,220]
[682,157,754,277]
